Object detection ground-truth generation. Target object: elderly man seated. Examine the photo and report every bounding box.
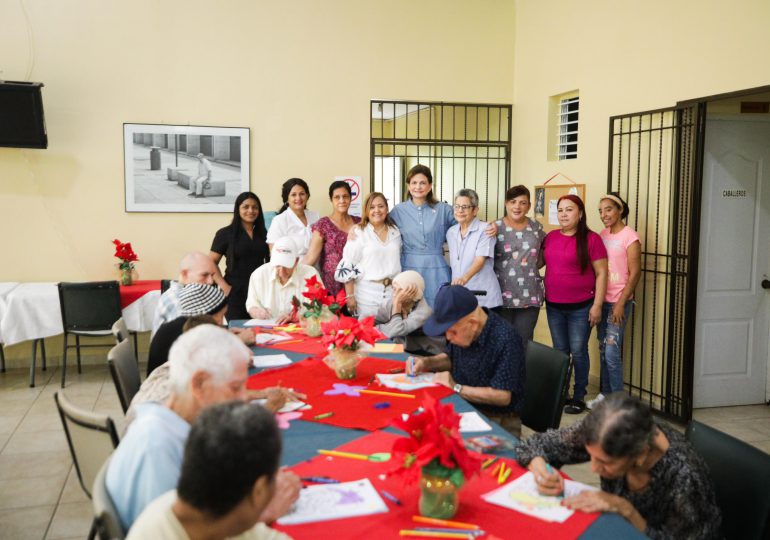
[128,402,290,540]
[374,271,443,355]
[152,252,219,335]
[107,325,301,530]
[246,236,321,323]
[409,284,525,437]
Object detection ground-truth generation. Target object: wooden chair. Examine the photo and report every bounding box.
[686,420,770,539]
[520,340,572,433]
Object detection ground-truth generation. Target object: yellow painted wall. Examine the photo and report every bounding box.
[0,0,516,283]
[513,0,770,397]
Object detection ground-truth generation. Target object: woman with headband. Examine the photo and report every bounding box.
[588,193,641,409]
[542,194,608,414]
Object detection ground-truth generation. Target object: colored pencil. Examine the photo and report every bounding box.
[388,367,405,373]
[300,476,340,484]
[275,339,303,345]
[481,457,498,469]
[497,462,507,484]
[359,389,415,399]
[379,489,403,505]
[500,466,512,484]
[317,449,368,461]
[412,516,480,530]
[490,461,502,478]
[313,412,334,420]
[414,529,485,537]
[399,531,473,539]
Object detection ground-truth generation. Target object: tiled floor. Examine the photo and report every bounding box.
[1,361,769,539]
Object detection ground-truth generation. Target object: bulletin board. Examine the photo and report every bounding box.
[533,173,586,233]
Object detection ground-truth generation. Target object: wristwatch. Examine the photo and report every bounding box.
[453,383,463,394]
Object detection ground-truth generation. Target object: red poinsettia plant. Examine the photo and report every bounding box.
[293,276,346,319]
[389,395,482,488]
[112,239,138,271]
[320,315,384,351]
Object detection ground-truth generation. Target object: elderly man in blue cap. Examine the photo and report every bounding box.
[408,284,525,436]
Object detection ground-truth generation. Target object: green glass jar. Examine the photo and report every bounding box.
[419,471,460,519]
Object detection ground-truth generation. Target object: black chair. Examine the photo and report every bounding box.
[520,340,572,433]
[92,458,125,540]
[107,340,141,414]
[160,279,172,295]
[685,420,770,540]
[58,281,122,388]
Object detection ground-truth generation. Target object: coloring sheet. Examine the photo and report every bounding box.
[276,478,388,525]
[458,411,493,432]
[482,471,598,523]
[244,318,280,327]
[254,333,293,345]
[376,372,438,391]
[251,354,293,368]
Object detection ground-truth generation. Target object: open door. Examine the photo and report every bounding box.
[607,104,706,422]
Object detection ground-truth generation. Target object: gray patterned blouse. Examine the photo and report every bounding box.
[493,217,545,309]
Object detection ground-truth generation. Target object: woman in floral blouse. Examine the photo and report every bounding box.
[493,185,545,344]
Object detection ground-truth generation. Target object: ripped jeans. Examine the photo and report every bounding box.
[596,301,633,394]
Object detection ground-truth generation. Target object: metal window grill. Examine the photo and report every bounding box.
[607,104,703,422]
[370,100,512,221]
[558,96,579,160]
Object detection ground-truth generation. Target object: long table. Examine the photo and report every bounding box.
[242,324,645,540]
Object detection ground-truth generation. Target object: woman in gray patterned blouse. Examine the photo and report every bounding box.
[515,392,721,539]
[493,185,545,344]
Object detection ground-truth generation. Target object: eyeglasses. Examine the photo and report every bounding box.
[453,204,476,211]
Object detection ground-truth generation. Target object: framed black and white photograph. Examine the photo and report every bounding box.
[123,123,250,212]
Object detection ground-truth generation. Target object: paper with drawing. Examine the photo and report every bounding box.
[276,478,388,525]
[482,471,598,523]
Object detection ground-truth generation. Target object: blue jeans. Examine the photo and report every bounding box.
[546,302,593,402]
[596,301,633,394]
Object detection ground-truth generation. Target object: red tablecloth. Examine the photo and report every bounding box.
[262,334,329,356]
[275,430,599,540]
[247,357,453,431]
[119,280,161,309]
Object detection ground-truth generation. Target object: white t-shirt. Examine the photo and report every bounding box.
[266,209,320,255]
[127,490,291,540]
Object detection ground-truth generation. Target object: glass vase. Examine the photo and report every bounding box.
[120,267,134,286]
[324,347,361,380]
[419,471,460,519]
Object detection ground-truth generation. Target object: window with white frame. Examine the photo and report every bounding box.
[557,95,579,160]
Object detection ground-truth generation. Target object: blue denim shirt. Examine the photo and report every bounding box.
[446,308,525,414]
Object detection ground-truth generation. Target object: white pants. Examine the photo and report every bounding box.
[355,280,392,319]
[189,176,208,195]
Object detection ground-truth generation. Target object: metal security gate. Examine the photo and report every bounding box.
[370,100,511,221]
[607,104,705,422]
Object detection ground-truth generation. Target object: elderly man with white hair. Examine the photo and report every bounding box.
[151,252,219,336]
[245,236,321,323]
[106,324,300,531]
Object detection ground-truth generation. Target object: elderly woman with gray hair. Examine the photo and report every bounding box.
[446,188,503,309]
[515,393,721,539]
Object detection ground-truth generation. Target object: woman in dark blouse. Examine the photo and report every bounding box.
[516,392,721,539]
[209,192,269,320]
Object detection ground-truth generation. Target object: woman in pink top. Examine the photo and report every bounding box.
[543,195,608,414]
[591,193,641,404]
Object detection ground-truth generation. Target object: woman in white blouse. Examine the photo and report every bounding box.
[335,192,401,319]
[266,178,320,256]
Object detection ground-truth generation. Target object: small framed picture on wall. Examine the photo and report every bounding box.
[123,123,250,212]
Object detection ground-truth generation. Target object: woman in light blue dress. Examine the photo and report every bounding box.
[389,165,455,307]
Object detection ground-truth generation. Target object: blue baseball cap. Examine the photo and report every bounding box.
[422,285,479,336]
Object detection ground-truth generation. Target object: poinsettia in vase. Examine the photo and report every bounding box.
[320,315,383,379]
[113,239,139,286]
[292,276,346,337]
[389,395,482,519]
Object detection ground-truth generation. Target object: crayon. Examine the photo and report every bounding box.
[379,489,403,505]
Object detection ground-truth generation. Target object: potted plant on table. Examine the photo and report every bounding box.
[112,239,139,286]
[389,395,482,519]
[320,315,383,379]
[293,276,346,337]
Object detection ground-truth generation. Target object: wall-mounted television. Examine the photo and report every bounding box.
[0,81,47,149]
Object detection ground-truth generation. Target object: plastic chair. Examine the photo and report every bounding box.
[107,340,141,414]
[685,420,770,540]
[520,340,572,433]
[160,279,172,295]
[58,281,122,388]
[92,458,126,540]
[111,317,138,360]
